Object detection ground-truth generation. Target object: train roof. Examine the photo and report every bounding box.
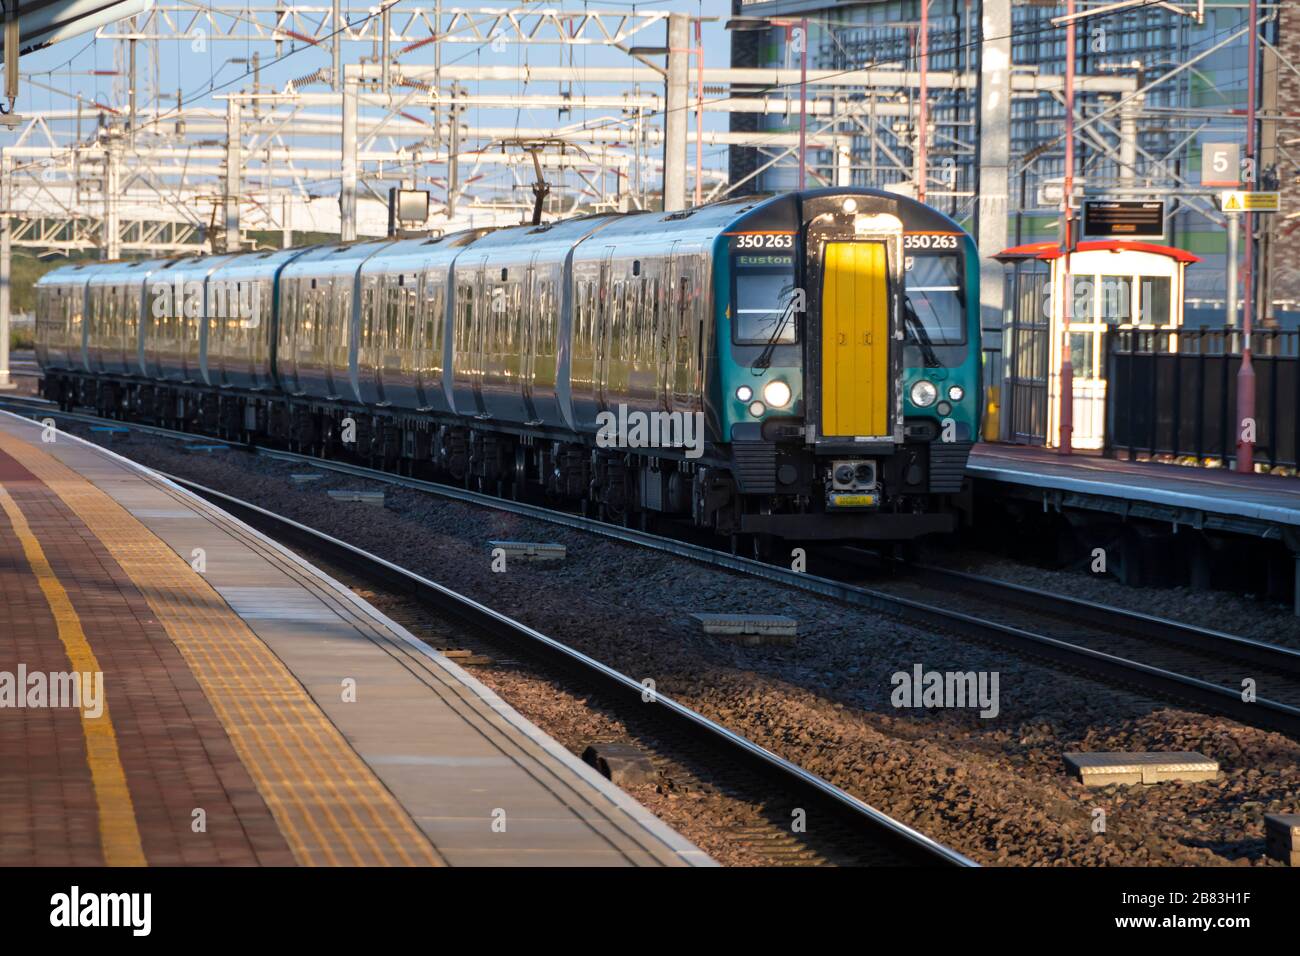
[461,212,622,251]
[30,189,974,291]
[141,253,245,286]
[208,246,314,281]
[279,239,391,281]
[34,260,101,287]
[84,258,174,288]
[357,228,491,277]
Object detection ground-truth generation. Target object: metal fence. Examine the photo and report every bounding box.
[1105,328,1300,468]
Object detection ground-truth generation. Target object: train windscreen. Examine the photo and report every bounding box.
[904,253,965,345]
[732,252,799,345]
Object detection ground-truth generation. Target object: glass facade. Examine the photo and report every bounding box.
[735,1,1274,313]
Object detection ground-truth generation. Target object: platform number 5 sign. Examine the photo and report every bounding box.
[1202,143,1241,188]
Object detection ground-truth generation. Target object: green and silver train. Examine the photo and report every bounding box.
[35,188,981,548]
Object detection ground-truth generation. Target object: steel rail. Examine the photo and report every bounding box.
[9,394,1300,739]
[162,471,975,868]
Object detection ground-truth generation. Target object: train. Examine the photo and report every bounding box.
[34,187,981,553]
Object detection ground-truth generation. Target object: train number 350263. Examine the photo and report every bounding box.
[904,233,960,250]
[733,233,795,249]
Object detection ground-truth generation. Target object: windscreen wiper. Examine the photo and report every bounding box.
[751,295,798,373]
[903,295,942,368]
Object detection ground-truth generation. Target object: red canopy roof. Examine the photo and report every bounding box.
[994,240,1200,264]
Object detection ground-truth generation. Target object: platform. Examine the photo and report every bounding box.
[0,410,709,867]
[969,443,1300,613]
[969,444,1300,537]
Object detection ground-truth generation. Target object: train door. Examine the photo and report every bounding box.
[417,266,449,411]
[654,251,674,412]
[451,255,489,415]
[92,286,110,372]
[278,278,299,393]
[820,241,890,438]
[473,256,488,409]
[357,274,380,401]
[670,252,701,413]
[381,274,399,404]
[522,253,539,421]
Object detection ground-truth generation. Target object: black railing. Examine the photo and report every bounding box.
[1105,328,1300,469]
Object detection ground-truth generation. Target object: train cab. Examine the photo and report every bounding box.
[711,189,981,540]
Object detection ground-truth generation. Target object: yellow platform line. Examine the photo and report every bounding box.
[0,485,147,867]
[0,430,443,867]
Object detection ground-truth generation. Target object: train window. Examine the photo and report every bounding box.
[575,279,592,349]
[422,280,444,368]
[403,282,417,354]
[459,283,473,348]
[648,278,662,352]
[732,253,797,345]
[631,279,646,363]
[609,285,622,362]
[496,283,508,351]
[677,275,690,340]
[904,254,965,345]
[539,280,556,355]
[623,280,634,363]
[387,278,401,349]
[282,281,297,334]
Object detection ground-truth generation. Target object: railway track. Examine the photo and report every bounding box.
[162,473,974,868]
[9,393,1300,743]
[833,551,1300,736]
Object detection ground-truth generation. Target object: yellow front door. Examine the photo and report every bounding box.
[821,241,890,438]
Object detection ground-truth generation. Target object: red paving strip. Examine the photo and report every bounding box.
[0,447,294,866]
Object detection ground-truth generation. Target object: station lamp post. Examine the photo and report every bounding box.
[1235,0,1259,474]
[1060,0,1077,456]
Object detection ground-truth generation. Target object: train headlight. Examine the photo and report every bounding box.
[842,198,858,214]
[748,401,767,418]
[736,385,753,402]
[762,380,792,408]
[909,380,938,408]
[948,385,965,402]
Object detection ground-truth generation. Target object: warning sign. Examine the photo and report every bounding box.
[1219,191,1280,213]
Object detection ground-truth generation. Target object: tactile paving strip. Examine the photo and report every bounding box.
[0,431,443,867]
